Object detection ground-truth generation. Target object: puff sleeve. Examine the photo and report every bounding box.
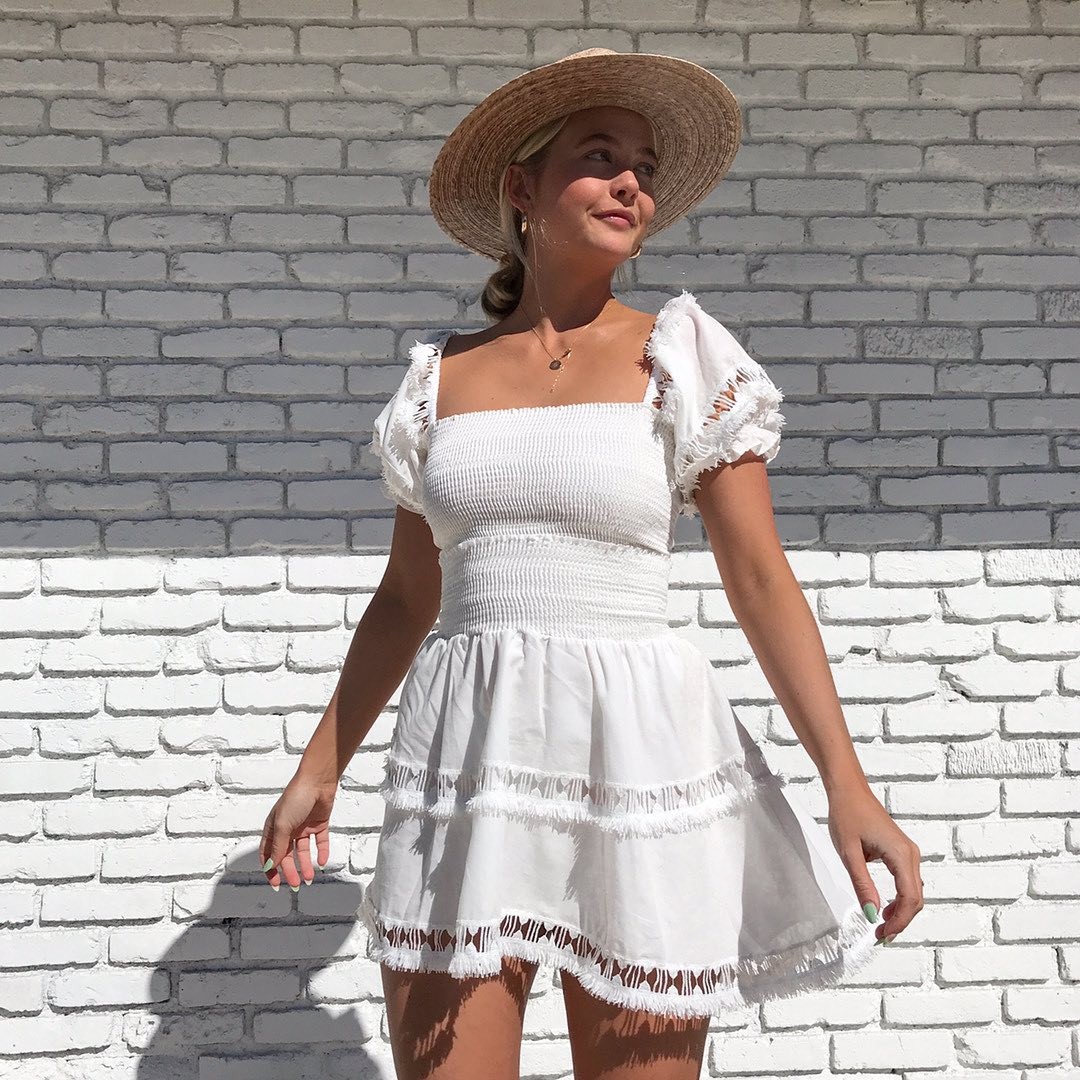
[648,291,786,516]
[369,337,441,518]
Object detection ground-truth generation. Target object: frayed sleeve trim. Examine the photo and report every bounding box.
[646,291,786,517]
[370,331,451,518]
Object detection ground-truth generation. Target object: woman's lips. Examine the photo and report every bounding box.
[596,213,633,228]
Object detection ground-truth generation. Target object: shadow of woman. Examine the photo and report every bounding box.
[130,843,391,1079]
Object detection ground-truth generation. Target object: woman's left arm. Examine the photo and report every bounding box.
[695,456,925,946]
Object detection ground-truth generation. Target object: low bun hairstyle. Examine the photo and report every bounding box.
[480,111,652,321]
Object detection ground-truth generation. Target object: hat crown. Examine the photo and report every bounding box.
[559,47,618,62]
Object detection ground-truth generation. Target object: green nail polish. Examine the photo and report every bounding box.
[885,934,895,944]
[862,901,877,922]
[289,882,299,892]
[262,857,274,872]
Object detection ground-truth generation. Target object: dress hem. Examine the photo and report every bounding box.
[359,892,881,1021]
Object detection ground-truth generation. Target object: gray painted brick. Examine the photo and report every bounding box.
[881,474,990,505]
[944,435,1049,466]
[0,8,1074,566]
[749,32,858,65]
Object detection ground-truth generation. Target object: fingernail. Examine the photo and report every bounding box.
[289,882,299,892]
[270,881,279,892]
[862,902,878,922]
[262,858,274,872]
[885,934,895,944]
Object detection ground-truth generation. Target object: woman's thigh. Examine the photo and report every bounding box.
[380,956,540,1080]
[560,970,710,1080]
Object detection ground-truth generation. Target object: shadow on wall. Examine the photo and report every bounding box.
[128,845,387,1079]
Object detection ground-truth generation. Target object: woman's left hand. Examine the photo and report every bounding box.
[827,782,924,944]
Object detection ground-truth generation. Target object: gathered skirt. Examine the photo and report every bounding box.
[360,626,879,1019]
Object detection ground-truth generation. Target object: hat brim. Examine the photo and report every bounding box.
[428,52,743,260]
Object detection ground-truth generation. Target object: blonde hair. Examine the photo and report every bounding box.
[480,112,649,320]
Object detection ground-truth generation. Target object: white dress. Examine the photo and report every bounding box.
[361,289,878,1019]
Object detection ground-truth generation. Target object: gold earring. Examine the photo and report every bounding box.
[520,217,528,235]
[630,244,642,259]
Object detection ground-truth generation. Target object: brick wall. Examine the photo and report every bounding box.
[2,1,1078,1075]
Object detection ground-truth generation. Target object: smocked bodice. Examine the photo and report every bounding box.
[427,404,676,637]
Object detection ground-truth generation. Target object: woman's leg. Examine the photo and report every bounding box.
[561,970,710,1080]
[381,956,540,1080]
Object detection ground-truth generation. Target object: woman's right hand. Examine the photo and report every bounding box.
[259,773,338,891]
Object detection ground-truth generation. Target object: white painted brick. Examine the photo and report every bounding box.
[886,778,1000,816]
[40,633,168,674]
[37,716,160,755]
[949,738,1060,777]
[0,972,44,1015]
[986,549,1080,584]
[160,714,281,753]
[102,839,229,880]
[0,888,36,927]
[940,944,1058,985]
[286,629,352,671]
[94,755,214,795]
[1004,985,1080,1022]
[879,622,992,660]
[873,550,984,585]
[760,986,880,1028]
[0,929,100,969]
[0,560,36,596]
[104,673,221,715]
[43,796,163,838]
[955,819,1063,860]
[884,986,1002,1026]
[39,883,168,923]
[0,759,92,797]
[832,1029,953,1071]
[0,720,34,750]
[0,1014,118,1054]
[955,1026,1070,1068]
[819,585,939,623]
[1003,778,1080,815]
[0,596,97,634]
[943,656,1058,699]
[885,695,993,738]
[222,669,336,712]
[50,966,170,1007]
[996,621,1080,659]
[942,585,1057,623]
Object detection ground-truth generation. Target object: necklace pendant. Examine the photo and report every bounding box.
[549,359,562,370]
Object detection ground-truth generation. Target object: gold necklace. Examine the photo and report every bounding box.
[525,320,573,396]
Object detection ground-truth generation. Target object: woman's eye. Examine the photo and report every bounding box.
[587,149,655,177]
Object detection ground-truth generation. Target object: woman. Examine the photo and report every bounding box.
[260,48,923,1079]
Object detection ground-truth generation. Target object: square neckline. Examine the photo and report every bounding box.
[429,300,674,429]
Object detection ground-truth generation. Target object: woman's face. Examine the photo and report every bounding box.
[511,106,659,266]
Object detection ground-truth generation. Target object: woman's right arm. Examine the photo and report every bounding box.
[259,506,441,890]
[299,506,441,785]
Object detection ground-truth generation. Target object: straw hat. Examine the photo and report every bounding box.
[428,47,743,260]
